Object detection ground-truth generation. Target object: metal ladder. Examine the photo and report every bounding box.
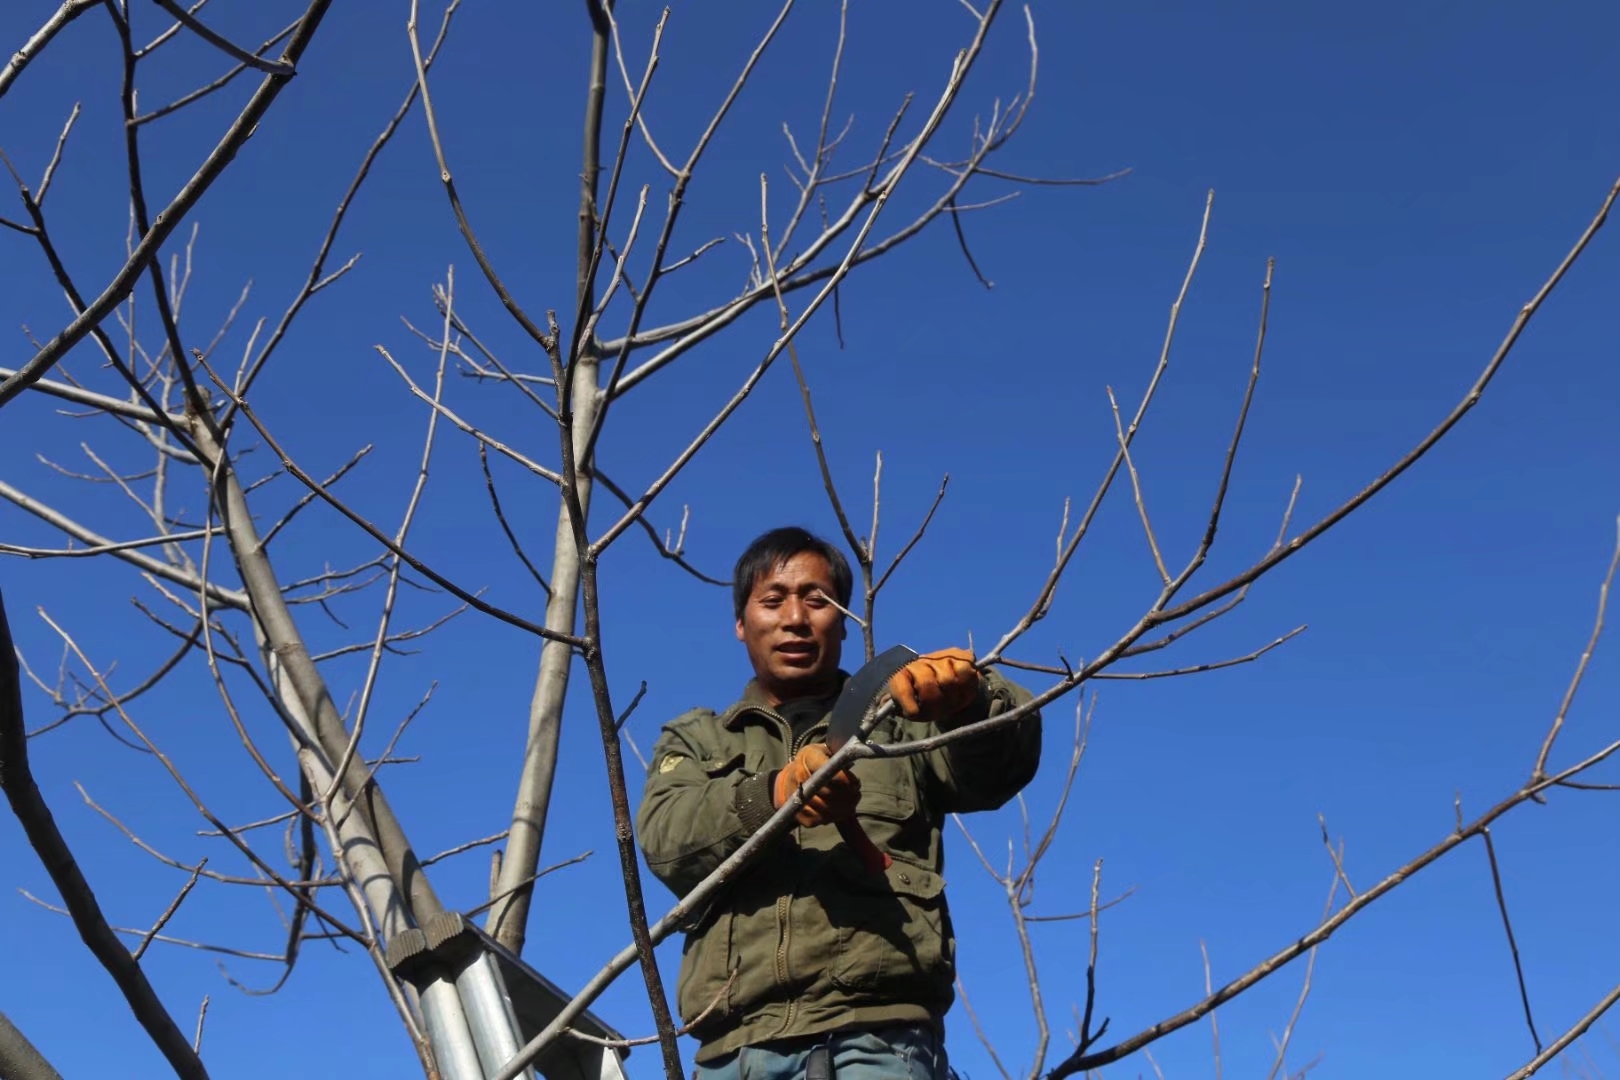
[387,913,630,1080]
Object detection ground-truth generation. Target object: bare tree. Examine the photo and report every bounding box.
[3,3,1617,1079]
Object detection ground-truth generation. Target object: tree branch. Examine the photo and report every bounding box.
[0,478,247,609]
[1481,827,1541,1054]
[1501,984,1620,1080]
[0,1009,65,1080]
[0,0,101,101]
[148,0,296,75]
[0,0,336,410]
[0,594,210,1080]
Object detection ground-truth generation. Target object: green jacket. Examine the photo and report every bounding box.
[635,668,1042,1062]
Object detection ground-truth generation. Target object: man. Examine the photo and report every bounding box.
[637,526,1043,1079]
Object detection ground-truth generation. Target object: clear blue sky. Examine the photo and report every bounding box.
[3,2,1618,1078]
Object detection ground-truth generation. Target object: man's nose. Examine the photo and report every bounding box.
[781,596,810,626]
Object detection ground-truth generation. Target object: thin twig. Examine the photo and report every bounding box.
[1109,385,1168,586]
[956,976,1014,1080]
[374,344,562,484]
[1482,827,1542,1053]
[139,0,216,55]
[592,470,729,586]
[133,18,300,125]
[1533,516,1620,779]
[1,529,214,559]
[77,784,325,888]
[19,891,287,961]
[191,996,209,1053]
[1202,940,1223,1080]
[615,683,649,733]
[947,192,995,287]
[37,102,82,203]
[1317,816,1356,900]
[783,328,863,565]
[562,971,739,1049]
[602,5,678,175]
[1502,985,1620,1080]
[478,444,551,596]
[259,446,375,548]
[197,809,299,838]
[1020,888,1137,923]
[1090,627,1305,680]
[1075,859,1110,1057]
[149,0,295,74]
[872,475,951,595]
[421,831,509,868]
[462,852,592,919]
[1264,875,1339,1080]
[132,859,208,961]
[406,0,553,350]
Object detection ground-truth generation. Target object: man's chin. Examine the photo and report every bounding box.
[771,664,836,696]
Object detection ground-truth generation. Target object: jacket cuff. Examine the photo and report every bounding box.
[733,771,778,834]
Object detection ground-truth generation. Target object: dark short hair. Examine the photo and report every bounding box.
[732,526,853,621]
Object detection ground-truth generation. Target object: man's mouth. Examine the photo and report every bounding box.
[774,642,816,664]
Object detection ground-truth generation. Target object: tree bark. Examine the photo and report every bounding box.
[192,416,440,931]
[486,0,611,955]
[0,1010,65,1080]
[485,365,598,953]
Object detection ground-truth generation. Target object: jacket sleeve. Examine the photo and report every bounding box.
[917,668,1042,814]
[635,709,780,899]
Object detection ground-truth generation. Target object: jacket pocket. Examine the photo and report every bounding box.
[825,856,949,995]
[850,756,915,822]
[676,905,734,1028]
[704,752,745,779]
[845,755,931,865]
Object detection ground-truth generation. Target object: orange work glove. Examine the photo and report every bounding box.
[773,743,861,827]
[889,647,980,723]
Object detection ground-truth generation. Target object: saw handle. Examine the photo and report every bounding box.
[837,818,892,874]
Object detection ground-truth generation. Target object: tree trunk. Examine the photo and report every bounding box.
[194,417,438,931]
[485,0,611,956]
[486,360,599,954]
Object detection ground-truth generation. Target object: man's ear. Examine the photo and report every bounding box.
[735,618,746,642]
[839,618,847,640]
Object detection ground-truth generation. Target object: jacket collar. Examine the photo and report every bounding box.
[721,672,849,730]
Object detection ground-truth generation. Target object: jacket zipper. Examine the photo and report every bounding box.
[773,892,794,1034]
[745,704,828,1040]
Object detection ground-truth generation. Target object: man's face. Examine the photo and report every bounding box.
[735,551,846,705]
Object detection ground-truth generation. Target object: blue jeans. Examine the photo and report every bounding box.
[695,1024,949,1080]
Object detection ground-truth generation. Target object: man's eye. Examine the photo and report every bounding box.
[806,595,827,607]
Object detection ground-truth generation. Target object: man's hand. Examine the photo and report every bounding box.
[889,647,980,723]
[773,743,861,827]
